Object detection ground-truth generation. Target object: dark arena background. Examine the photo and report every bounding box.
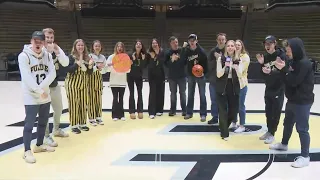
[0,0,319,83]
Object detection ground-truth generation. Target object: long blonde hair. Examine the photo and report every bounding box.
[235,39,249,56]
[113,42,125,54]
[224,40,240,60]
[71,39,90,61]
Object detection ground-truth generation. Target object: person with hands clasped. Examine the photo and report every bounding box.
[87,40,107,126]
[256,35,287,144]
[164,36,187,117]
[184,34,208,122]
[65,39,93,134]
[19,31,57,163]
[269,38,314,168]
[216,40,241,141]
[128,40,147,120]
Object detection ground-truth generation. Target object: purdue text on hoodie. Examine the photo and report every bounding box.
[261,47,287,96]
[18,44,56,105]
[185,44,208,77]
[283,38,315,104]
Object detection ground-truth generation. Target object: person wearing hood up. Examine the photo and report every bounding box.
[183,34,208,122]
[18,31,57,163]
[270,37,315,168]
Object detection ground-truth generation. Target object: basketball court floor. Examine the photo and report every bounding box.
[0,81,319,180]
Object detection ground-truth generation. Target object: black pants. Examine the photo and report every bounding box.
[127,75,143,114]
[111,87,125,119]
[216,80,239,138]
[264,90,284,136]
[148,75,165,115]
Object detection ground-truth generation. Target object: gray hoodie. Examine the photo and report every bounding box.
[18,44,56,105]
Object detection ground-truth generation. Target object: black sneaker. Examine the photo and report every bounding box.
[79,126,90,131]
[169,112,176,116]
[182,112,186,116]
[208,118,218,125]
[72,127,81,134]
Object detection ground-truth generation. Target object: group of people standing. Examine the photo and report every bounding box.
[18,28,314,169]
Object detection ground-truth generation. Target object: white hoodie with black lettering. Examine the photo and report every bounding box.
[18,44,56,105]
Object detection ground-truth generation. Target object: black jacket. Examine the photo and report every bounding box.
[282,38,315,104]
[146,49,165,80]
[185,44,208,77]
[215,55,240,95]
[207,46,225,84]
[164,47,187,79]
[128,52,147,78]
[260,47,287,96]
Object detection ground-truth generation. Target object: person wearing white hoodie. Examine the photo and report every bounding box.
[18,31,56,163]
[42,28,69,148]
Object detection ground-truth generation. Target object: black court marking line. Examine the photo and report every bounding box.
[170,125,262,132]
[131,152,320,180]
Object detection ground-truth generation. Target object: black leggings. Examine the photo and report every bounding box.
[127,75,143,114]
[148,75,165,115]
[111,87,125,119]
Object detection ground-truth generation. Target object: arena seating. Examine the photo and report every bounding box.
[249,11,320,61]
[81,17,156,55]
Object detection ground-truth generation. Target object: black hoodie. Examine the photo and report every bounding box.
[164,47,187,79]
[185,44,208,77]
[260,47,287,96]
[282,38,315,104]
[207,46,225,84]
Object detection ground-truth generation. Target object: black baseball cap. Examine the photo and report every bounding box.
[263,35,276,43]
[31,31,45,41]
[188,34,198,40]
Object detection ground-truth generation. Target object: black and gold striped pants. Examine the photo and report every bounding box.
[87,71,103,120]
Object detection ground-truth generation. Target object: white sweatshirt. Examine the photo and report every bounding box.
[18,44,56,105]
[106,54,130,88]
[89,53,108,74]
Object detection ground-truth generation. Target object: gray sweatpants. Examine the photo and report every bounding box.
[45,85,63,137]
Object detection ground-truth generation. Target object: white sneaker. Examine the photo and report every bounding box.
[229,122,237,129]
[96,118,104,125]
[156,113,163,116]
[23,150,36,163]
[222,137,229,141]
[291,156,310,168]
[259,132,270,140]
[269,143,288,151]
[33,144,55,153]
[150,115,155,119]
[264,135,275,144]
[89,119,97,126]
[53,128,69,137]
[234,126,245,133]
[113,118,119,121]
[44,136,58,147]
[121,117,126,121]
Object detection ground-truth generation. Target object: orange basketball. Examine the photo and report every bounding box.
[192,64,203,77]
[112,53,132,73]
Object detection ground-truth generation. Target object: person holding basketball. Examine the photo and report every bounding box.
[184,34,208,122]
[147,38,165,119]
[216,40,241,141]
[87,40,107,126]
[65,39,93,134]
[106,42,131,121]
[127,40,147,120]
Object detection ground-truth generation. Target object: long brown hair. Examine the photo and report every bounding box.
[71,39,90,61]
[113,42,125,54]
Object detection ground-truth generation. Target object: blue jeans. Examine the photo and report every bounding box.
[233,86,248,125]
[281,102,312,157]
[209,83,219,120]
[23,102,51,151]
[168,77,187,113]
[186,76,207,116]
